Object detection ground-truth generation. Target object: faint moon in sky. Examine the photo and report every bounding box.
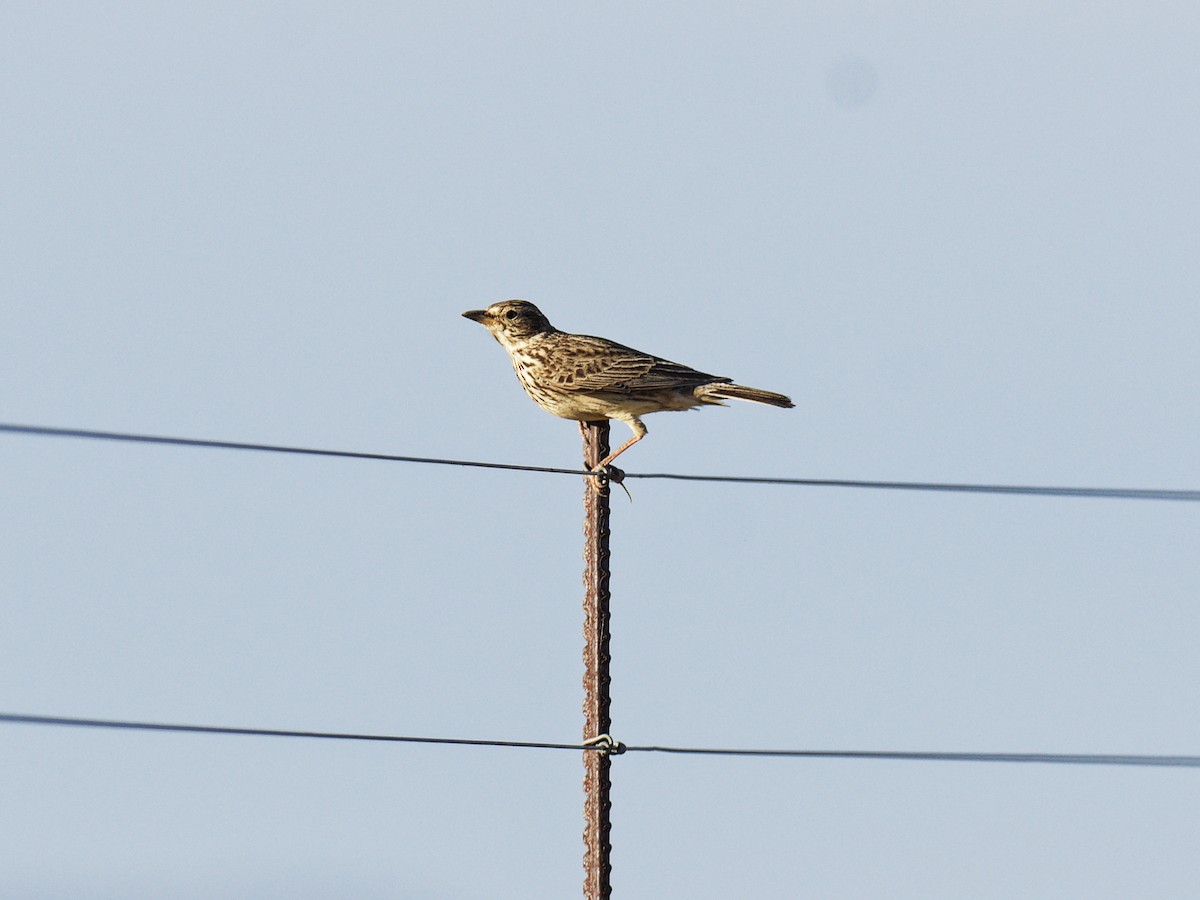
[825,56,879,107]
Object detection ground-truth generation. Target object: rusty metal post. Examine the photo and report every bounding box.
[582,420,613,899]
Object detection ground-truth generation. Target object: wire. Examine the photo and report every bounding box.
[622,745,1200,768]
[623,472,1200,502]
[4,713,1199,769]
[2,421,1198,502]
[0,423,587,477]
[0,713,589,751]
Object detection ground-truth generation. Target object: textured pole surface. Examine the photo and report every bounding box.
[582,421,613,899]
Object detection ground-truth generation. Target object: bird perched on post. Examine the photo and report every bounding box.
[462,300,794,471]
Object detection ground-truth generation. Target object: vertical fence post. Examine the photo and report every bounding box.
[582,420,613,899]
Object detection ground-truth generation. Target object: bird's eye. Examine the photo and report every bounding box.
[505,310,519,320]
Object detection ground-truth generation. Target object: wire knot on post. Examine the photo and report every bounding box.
[592,464,631,501]
[583,733,626,756]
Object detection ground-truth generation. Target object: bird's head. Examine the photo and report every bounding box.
[462,300,556,350]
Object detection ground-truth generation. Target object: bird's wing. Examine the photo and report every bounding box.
[550,334,728,394]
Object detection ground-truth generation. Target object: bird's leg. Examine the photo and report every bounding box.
[596,434,641,470]
[577,420,589,439]
[593,431,639,502]
[594,416,646,471]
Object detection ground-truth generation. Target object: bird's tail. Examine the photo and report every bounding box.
[699,382,795,408]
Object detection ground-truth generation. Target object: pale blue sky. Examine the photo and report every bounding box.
[2,3,1199,898]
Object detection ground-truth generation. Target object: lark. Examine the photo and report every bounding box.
[462,300,794,470]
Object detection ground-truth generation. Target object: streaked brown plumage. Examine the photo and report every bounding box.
[462,300,794,470]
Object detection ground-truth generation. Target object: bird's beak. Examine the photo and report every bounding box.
[462,309,490,324]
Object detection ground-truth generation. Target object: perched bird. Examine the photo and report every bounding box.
[462,300,794,470]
